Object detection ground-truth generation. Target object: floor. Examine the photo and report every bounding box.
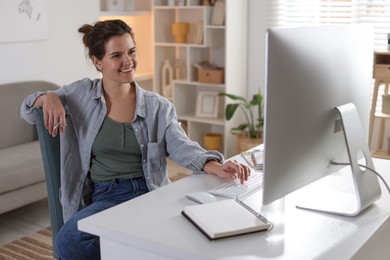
[0,160,191,245]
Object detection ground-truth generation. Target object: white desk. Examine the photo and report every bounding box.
[78,158,390,260]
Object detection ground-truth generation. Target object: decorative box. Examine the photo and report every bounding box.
[197,68,224,84]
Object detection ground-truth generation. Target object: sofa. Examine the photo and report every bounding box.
[0,81,60,214]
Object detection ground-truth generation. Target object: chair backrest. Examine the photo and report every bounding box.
[34,108,63,256]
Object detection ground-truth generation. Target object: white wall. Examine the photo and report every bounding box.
[247,0,267,98]
[1,0,267,92]
[0,1,101,86]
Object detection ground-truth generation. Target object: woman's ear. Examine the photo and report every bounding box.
[92,56,102,71]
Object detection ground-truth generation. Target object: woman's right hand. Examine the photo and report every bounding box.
[34,93,67,137]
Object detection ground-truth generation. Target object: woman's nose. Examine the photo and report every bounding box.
[123,54,132,64]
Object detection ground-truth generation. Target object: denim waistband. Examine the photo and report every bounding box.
[93,176,145,186]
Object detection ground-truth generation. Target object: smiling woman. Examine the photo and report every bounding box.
[20,19,251,260]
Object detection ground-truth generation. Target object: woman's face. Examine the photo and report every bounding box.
[93,33,137,86]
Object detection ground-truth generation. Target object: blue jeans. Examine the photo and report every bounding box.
[55,177,149,260]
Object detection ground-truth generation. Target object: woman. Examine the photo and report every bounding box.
[20,19,250,260]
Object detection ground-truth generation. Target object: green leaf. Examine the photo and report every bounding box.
[219,92,247,103]
[225,103,239,120]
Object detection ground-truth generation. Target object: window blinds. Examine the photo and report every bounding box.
[266,0,390,49]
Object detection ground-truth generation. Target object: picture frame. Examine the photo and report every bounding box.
[196,91,219,118]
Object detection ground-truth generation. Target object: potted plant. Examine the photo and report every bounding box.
[219,89,263,152]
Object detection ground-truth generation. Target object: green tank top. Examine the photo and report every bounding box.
[90,116,144,182]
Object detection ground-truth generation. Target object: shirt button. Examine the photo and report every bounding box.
[140,144,144,148]
[135,128,139,132]
[143,159,147,163]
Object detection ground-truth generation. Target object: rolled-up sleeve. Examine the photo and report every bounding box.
[163,103,224,174]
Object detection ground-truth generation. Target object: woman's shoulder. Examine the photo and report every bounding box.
[63,78,99,89]
[62,78,102,95]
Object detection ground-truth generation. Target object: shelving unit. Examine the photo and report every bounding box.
[99,0,154,91]
[152,0,247,158]
[370,50,390,159]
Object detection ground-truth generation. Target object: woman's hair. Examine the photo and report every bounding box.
[78,19,135,60]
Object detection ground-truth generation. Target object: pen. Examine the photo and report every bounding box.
[53,113,68,130]
[53,122,61,130]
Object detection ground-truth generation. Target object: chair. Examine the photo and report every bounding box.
[34,108,63,258]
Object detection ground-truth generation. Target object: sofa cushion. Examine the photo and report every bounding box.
[0,81,59,150]
[0,141,45,194]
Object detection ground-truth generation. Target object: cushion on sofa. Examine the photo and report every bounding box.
[0,81,59,150]
[0,141,45,194]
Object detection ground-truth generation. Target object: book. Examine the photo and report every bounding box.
[181,199,272,240]
[211,2,225,26]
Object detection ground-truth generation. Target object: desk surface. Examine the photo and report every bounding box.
[79,158,390,260]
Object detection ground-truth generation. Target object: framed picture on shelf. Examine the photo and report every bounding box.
[196,91,219,118]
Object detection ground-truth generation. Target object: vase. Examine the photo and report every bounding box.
[172,22,190,43]
[204,133,222,151]
[236,132,263,153]
[161,59,173,99]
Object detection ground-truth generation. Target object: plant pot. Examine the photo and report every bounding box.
[172,22,190,43]
[204,133,222,151]
[236,132,263,153]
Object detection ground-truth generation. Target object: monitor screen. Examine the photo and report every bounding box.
[262,25,381,216]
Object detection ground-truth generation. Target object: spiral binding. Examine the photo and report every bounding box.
[235,199,271,225]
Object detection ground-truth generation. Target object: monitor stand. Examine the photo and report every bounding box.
[295,103,381,217]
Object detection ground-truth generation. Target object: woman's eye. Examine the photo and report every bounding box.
[110,53,121,59]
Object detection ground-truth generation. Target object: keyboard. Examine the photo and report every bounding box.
[208,172,263,199]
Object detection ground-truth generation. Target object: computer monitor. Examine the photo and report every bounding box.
[262,25,381,216]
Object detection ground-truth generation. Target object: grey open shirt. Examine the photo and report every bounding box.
[20,78,224,222]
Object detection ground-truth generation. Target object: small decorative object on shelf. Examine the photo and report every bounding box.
[211,1,225,25]
[177,0,186,6]
[203,0,216,6]
[195,91,220,118]
[204,133,223,151]
[194,61,224,84]
[174,59,187,80]
[172,22,190,43]
[194,21,204,44]
[161,59,173,99]
[106,0,125,11]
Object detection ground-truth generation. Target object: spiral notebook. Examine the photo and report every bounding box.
[182,199,272,240]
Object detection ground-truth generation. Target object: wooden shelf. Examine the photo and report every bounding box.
[153,0,247,157]
[99,11,151,17]
[178,114,225,125]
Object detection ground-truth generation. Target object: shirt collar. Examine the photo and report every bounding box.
[91,79,104,100]
[134,82,147,119]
